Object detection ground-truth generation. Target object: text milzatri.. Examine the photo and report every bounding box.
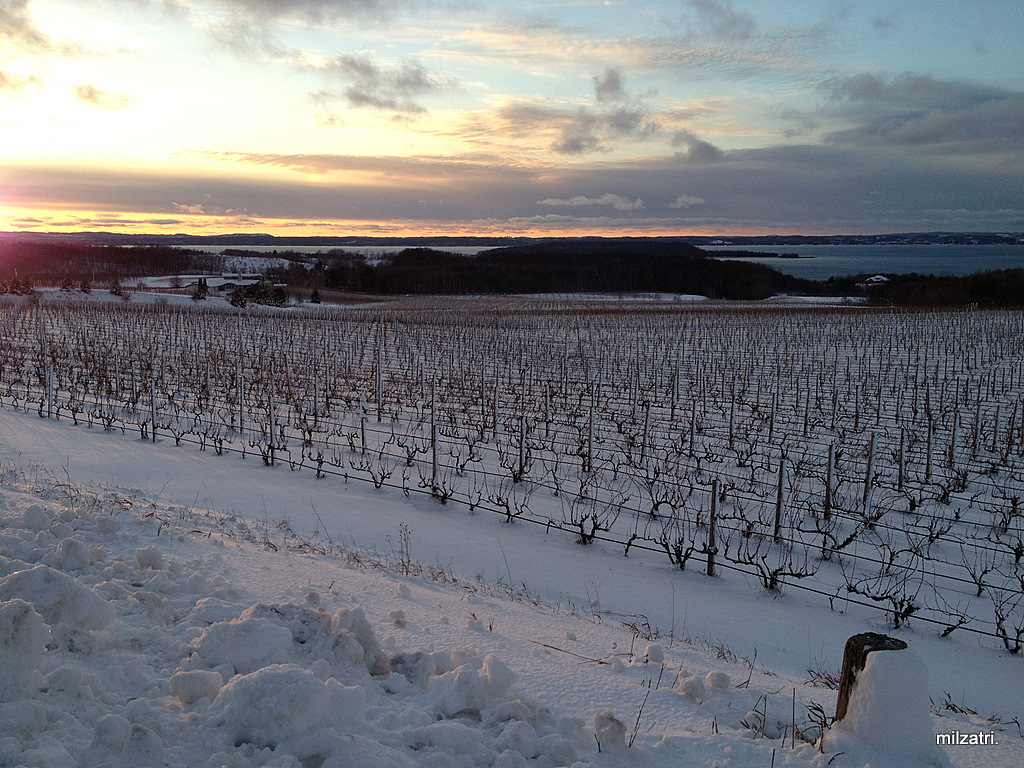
[935,731,999,746]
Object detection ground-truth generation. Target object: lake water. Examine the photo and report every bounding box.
[702,244,1024,280]
[198,243,1024,281]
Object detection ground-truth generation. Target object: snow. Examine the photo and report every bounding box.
[828,648,951,767]
[0,406,1020,767]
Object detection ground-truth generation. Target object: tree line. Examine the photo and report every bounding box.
[3,236,1024,306]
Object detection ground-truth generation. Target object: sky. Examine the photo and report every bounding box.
[1,0,1022,238]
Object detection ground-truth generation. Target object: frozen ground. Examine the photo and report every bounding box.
[0,406,1021,768]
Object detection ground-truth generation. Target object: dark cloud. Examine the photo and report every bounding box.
[818,73,1024,152]
[593,67,626,103]
[72,84,134,110]
[671,130,725,163]
[552,70,656,154]
[319,53,457,114]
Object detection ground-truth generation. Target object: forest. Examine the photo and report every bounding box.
[1,235,1023,306]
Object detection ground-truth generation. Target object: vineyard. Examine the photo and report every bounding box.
[2,296,1023,653]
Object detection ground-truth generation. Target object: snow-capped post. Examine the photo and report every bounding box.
[707,478,717,577]
[829,631,949,765]
[773,456,785,542]
[834,632,908,722]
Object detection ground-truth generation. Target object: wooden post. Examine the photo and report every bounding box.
[862,433,875,508]
[586,398,594,473]
[825,443,834,521]
[518,414,526,480]
[835,633,908,722]
[991,404,1001,454]
[431,386,438,486]
[689,399,697,458]
[375,329,383,423]
[897,428,905,492]
[150,378,157,443]
[925,420,932,483]
[973,398,981,458]
[707,478,717,577]
[46,363,53,419]
[238,364,245,458]
[269,390,276,467]
[640,401,650,467]
[545,383,551,439]
[1005,400,1017,460]
[948,411,957,470]
[774,457,785,542]
[728,377,736,450]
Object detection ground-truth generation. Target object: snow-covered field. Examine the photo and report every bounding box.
[0,297,1022,767]
[2,407,1021,768]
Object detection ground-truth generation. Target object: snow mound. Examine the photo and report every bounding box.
[0,563,115,631]
[827,648,951,767]
[0,599,49,697]
[209,663,366,754]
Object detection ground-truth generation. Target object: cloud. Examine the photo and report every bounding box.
[669,194,706,208]
[210,0,408,24]
[871,13,899,32]
[72,84,134,110]
[538,194,645,211]
[818,73,1024,152]
[0,0,52,55]
[318,53,457,114]
[0,69,40,96]
[684,0,757,41]
[672,130,725,163]
[552,70,657,154]
[593,67,626,103]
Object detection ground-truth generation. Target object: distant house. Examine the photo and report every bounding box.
[865,275,889,284]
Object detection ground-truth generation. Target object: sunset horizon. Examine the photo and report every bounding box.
[2,1,1021,238]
